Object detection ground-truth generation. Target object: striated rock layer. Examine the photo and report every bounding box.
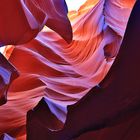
[0,0,136,139]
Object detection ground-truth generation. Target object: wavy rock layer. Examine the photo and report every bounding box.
[0,0,135,139]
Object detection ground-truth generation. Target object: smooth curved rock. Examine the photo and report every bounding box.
[0,0,72,45]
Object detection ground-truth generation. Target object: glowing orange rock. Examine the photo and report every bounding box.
[0,0,72,105]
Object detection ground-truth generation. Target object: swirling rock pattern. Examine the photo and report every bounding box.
[0,0,72,106]
[0,0,136,139]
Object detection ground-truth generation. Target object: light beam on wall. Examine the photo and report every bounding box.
[66,0,87,11]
